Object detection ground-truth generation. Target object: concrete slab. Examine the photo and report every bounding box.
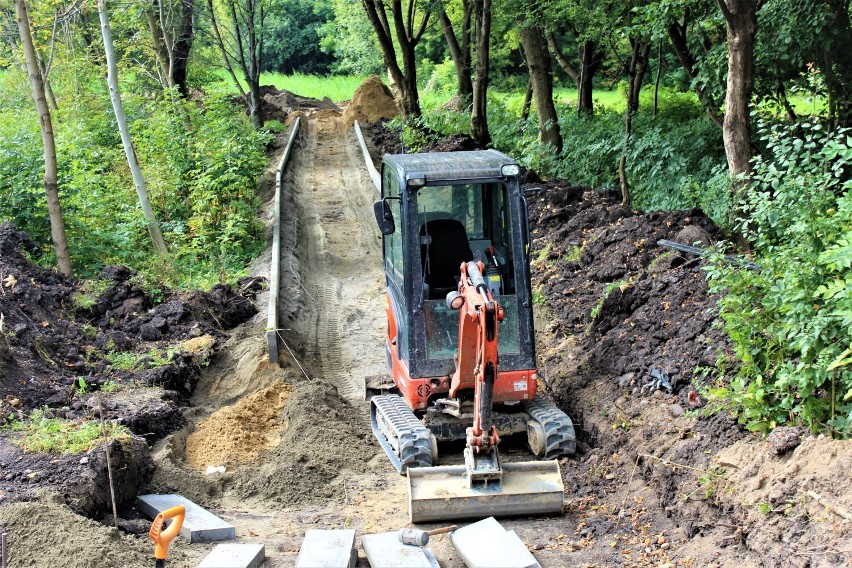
[197,544,265,568]
[295,529,357,568]
[138,494,236,543]
[450,517,540,568]
[361,532,440,568]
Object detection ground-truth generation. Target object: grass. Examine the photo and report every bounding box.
[4,408,130,454]
[102,347,175,371]
[215,70,368,102]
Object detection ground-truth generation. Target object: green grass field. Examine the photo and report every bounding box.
[217,71,368,102]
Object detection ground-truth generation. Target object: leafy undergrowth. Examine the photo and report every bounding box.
[4,408,129,454]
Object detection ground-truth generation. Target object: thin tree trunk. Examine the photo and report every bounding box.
[629,40,651,112]
[15,0,72,275]
[653,39,662,118]
[438,6,473,106]
[471,0,491,147]
[521,25,562,152]
[545,30,579,84]
[206,0,246,97]
[98,0,167,255]
[521,77,533,120]
[668,19,724,128]
[619,40,645,209]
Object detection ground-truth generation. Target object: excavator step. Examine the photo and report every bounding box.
[523,397,576,459]
[371,394,434,474]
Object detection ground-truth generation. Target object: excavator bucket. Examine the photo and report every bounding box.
[407,460,564,523]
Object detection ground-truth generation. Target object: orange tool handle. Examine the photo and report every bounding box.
[149,505,186,561]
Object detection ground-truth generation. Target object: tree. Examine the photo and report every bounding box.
[471,0,491,146]
[98,0,168,254]
[145,0,195,96]
[263,0,334,74]
[14,0,72,275]
[520,23,562,152]
[437,0,473,105]
[717,0,760,216]
[206,0,266,127]
[360,0,431,118]
[546,31,602,115]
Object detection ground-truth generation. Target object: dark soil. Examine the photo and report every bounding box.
[0,220,261,518]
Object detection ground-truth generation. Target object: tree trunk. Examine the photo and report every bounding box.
[170,0,194,97]
[521,77,533,120]
[628,40,651,112]
[98,0,168,255]
[438,6,473,106]
[145,5,172,87]
[361,0,429,118]
[206,0,246,98]
[821,0,852,127]
[653,40,662,118]
[668,18,724,128]
[717,0,758,192]
[619,39,647,209]
[545,30,579,84]
[15,0,72,275]
[471,0,491,147]
[577,40,599,115]
[718,0,759,248]
[520,25,562,152]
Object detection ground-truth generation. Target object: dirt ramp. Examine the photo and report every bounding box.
[342,75,399,129]
[185,381,292,469]
[226,381,377,506]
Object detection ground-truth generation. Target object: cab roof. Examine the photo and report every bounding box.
[382,149,518,183]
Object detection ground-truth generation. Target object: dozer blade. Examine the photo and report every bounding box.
[407,460,564,523]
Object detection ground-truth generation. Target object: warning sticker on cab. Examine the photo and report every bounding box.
[513,379,527,392]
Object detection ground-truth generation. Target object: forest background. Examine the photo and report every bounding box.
[1,0,850,434]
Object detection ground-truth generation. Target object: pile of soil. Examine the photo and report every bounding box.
[342,75,399,130]
[0,220,262,517]
[0,490,202,568]
[0,436,153,518]
[225,381,377,506]
[184,381,292,469]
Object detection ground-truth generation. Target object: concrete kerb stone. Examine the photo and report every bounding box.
[138,494,236,544]
[196,544,265,568]
[449,517,541,568]
[295,529,357,568]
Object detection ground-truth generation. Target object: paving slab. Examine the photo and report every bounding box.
[295,529,357,568]
[450,517,540,568]
[197,544,265,568]
[138,494,236,543]
[361,532,440,568]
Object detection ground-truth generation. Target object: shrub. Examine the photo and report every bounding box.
[705,122,852,435]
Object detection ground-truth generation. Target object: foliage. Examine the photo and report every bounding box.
[263,0,335,74]
[3,408,130,455]
[705,122,852,435]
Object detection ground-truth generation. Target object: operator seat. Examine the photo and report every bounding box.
[420,219,474,299]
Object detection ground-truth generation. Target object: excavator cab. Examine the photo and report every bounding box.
[371,150,574,522]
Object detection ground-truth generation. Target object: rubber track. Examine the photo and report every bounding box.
[371,394,433,474]
[524,397,577,459]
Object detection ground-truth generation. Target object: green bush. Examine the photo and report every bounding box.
[706,122,852,435]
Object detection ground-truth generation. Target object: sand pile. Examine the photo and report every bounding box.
[184,381,292,469]
[342,75,399,129]
[226,381,377,506]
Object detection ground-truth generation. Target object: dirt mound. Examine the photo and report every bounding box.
[342,75,399,130]
[185,381,292,469]
[0,490,202,568]
[0,436,153,518]
[361,119,402,156]
[420,133,480,153]
[225,381,377,506]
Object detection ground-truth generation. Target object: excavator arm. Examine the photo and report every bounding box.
[448,261,505,485]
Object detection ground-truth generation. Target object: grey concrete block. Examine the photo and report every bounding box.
[361,532,439,568]
[138,494,236,543]
[295,530,357,568]
[197,544,265,568]
[450,517,540,568]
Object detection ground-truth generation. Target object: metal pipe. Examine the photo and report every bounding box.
[353,120,381,191]
[2,531,7,568]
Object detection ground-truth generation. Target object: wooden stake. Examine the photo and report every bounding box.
[98,393,119,528]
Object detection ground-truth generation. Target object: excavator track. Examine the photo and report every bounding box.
[370,394,434,474]
[524,397,577,459]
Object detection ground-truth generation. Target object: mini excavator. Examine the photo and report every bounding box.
[370,150,575,522]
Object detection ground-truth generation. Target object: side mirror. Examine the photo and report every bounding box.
[373,199,395,235]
